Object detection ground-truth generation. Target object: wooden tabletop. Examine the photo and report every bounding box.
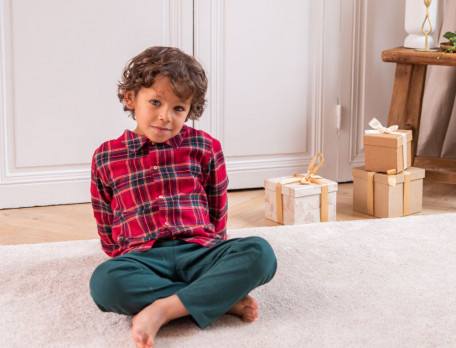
[382,47,456,66]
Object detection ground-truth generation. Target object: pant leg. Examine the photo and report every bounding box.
[175,236,277,329]
[89,241,186,315]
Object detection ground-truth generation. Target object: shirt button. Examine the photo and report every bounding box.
[159,195,164,199]
[164,222,169,226]
[153,166,158,170]
[151,142,156,145]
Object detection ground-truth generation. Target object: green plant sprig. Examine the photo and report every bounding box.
[437,31,456,59]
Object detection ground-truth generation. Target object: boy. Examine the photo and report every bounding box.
[89,46,277,348]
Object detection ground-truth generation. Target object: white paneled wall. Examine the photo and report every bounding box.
[0,0,410,208]
[0,0,192,208]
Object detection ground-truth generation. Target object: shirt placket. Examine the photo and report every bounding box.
[151,145,172,240]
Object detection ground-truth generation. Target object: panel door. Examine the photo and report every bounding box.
[194,0,342,188]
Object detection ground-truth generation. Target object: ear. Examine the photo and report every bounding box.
[124,91,136,110]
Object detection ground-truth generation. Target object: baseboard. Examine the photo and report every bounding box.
[0,180,90,209]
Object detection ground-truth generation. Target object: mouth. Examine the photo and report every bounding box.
[152,126,171,133]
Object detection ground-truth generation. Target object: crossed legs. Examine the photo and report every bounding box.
[90,237,277,348]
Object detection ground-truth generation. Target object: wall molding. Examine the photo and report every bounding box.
[310,0,325,158]
[166,0,181,48]
[210,0,225,143]
[349,0,367,165]
[166,0,193,54]
[193,0,225,142]
[0,0,12,183]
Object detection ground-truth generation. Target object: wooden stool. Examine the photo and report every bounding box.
[382,47,456,184]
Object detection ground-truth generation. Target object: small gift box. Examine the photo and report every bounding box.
[363,118,412,173]
[352,166,425,218]
[264,153,338,225]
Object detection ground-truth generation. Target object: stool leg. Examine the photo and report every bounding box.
[404,64,427,161]
[387,63,427,162]
[388,63,413,128]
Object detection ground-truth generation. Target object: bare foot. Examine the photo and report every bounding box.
[131,295,189,348]
[227,295,259,322]
[132,302,166,348]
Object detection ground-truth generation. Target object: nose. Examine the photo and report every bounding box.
[158,105,172,122]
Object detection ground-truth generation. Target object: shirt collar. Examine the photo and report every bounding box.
[121,124,188,152]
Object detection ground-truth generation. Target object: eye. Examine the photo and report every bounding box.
[174,106,186,112]
[150,100,160,106]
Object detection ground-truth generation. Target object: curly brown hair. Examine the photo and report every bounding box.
[117,46,208,120]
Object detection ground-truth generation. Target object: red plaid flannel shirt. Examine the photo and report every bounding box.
[91,125,228,257]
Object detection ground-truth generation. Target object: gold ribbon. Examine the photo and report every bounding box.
[403,170,411,216]
[366,171,375,216]
[367,169,395,216]
[366,170,412,216]
[275,153,329,224]
[386,169,397,188]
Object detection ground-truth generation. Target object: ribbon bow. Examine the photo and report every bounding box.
[293,152,325,185]
[275,153,329,224]
[365,117,398,134]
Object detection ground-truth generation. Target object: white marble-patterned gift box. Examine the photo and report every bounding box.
[264,175,338,225]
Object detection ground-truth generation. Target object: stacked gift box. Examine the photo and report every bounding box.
[264,153,338,225]
[352,118,425,218]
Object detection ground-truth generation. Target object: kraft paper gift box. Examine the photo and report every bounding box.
[264,175,338,225]
[363,129,412,173]
[363,118,412,173]
[352,166,425,218]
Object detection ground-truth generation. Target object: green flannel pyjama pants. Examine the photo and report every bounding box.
[89,236,277,329]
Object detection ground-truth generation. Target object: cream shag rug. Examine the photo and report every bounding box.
[2,213,456,348]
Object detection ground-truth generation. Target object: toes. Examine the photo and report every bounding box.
[133,332,154,348]
[243,313,256,322]
[146,336,155,348]
[244,296,259,310]
[132,332,143,344]
[134,335,154,348]
[246,302,258,310]
[243,307,259,322]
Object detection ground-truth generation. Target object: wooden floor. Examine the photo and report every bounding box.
[1,182,455,245]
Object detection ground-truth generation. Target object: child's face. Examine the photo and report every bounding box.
[125,76,192,143]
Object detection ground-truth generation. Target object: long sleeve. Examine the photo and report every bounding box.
[89,128,229,255]
[90,157,117,257]
[204,138,228,238]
